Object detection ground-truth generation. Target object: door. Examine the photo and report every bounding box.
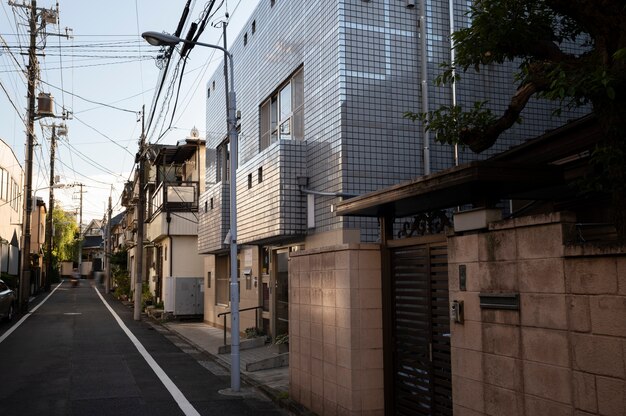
[390,241,452,415]
[272,249,289,338]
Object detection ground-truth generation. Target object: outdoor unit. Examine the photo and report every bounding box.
[164,277,204,315]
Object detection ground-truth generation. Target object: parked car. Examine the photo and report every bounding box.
[0,279,16,321]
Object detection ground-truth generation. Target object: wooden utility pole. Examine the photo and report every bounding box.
[18,0,38,312]
[134,106,145,321]
[105,193,112,294]
[77,183,84,275]
[44,125,57,291]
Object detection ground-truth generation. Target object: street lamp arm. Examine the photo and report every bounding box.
[141,31,232,60]
[141,31,236,106]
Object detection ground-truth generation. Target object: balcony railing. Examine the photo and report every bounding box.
[149,181,199,218]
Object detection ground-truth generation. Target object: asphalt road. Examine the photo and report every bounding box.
[0,280,287,416]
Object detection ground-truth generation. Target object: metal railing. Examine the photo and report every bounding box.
[217,305,263,345]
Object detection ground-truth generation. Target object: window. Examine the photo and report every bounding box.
[259,67,304,151]
[258,167,263,183]
[244,33,248,46]
[248,173,252,189]
[216,139,230,183]
[0,169,4,201]
[215,255,229,305]
[252,20,256,34]
[207,271,211,288]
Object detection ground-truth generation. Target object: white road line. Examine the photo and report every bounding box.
[0,280,64,345]
[93,286,201,416]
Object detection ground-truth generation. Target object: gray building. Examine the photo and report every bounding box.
[198,1,582,414]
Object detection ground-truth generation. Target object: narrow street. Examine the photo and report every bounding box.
[0,281,287,416]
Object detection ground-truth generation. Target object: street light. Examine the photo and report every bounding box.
[141,31,241,392]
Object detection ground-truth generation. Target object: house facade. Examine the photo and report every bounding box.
[143,130,206,314]
[198,1,587,414]
[198,3,580,336]
[80,218,103,276]
[30,197,46,292]
[0,138,23,287]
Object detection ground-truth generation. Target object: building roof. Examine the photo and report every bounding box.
[82,235,103,249]
[110,212,124,226]
[153,138,205,165]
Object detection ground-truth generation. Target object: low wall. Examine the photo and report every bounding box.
[289,243,384,416]
[449,212,626,415]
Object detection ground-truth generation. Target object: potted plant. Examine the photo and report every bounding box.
[274,333,289,353]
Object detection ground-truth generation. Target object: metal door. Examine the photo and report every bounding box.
[390,241,452,415]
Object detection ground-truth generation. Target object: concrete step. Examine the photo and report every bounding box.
[246,352,289,372]
[217,336,266,354]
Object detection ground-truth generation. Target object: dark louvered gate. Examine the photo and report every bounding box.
[390,241,452,415]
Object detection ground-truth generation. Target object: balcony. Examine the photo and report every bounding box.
[149,181,199,217]
[146,181,200,241]
[198,140,306,254]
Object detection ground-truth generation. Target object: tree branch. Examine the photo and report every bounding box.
[460,79,550,153]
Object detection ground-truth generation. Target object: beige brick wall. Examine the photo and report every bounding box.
[449,212,626,415]
[290,244,384,416]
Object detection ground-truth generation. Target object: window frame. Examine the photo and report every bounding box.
[259,67,304,152]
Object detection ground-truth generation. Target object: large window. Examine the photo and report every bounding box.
[260,67,304,151]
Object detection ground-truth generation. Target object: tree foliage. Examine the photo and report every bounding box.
[52,207,78,261]
[407,0,626,235]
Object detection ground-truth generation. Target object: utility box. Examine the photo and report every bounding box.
[164,277,204,316]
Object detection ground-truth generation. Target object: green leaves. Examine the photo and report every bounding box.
[405,101,496,146]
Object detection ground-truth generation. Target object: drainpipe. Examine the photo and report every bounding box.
[166,213,172,279]
[299,188,359,198]
[419,0,431,175]
[449,0,459,167]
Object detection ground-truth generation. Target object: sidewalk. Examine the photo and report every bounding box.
[160,320,290,397]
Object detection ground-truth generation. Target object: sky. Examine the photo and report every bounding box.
[0,0,259,225]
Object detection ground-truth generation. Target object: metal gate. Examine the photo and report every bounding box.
[390,241,452,415]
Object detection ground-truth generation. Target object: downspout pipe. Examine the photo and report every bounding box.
[419,0,431,175]
[449,0,459,167]
[166,213,172,279]
[299,188,359,198]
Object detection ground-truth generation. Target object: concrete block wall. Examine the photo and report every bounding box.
[448,212,626,415]
[289,244,384,416]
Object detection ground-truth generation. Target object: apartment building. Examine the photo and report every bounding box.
[198,1,583,414]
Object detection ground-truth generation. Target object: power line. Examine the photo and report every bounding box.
[72,114,136,156]
[39,79,139,114]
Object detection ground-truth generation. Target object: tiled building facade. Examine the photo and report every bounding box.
[200,0,580,252]
[198,1,585,414]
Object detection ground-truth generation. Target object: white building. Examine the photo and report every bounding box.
[0,138,23,281]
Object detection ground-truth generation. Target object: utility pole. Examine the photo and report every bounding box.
[134,106,145,321]
[17,0,38,312]
[45,125,57,292]
[77,183,84,275]
[11,0,68,307]
[105,193,112,294]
